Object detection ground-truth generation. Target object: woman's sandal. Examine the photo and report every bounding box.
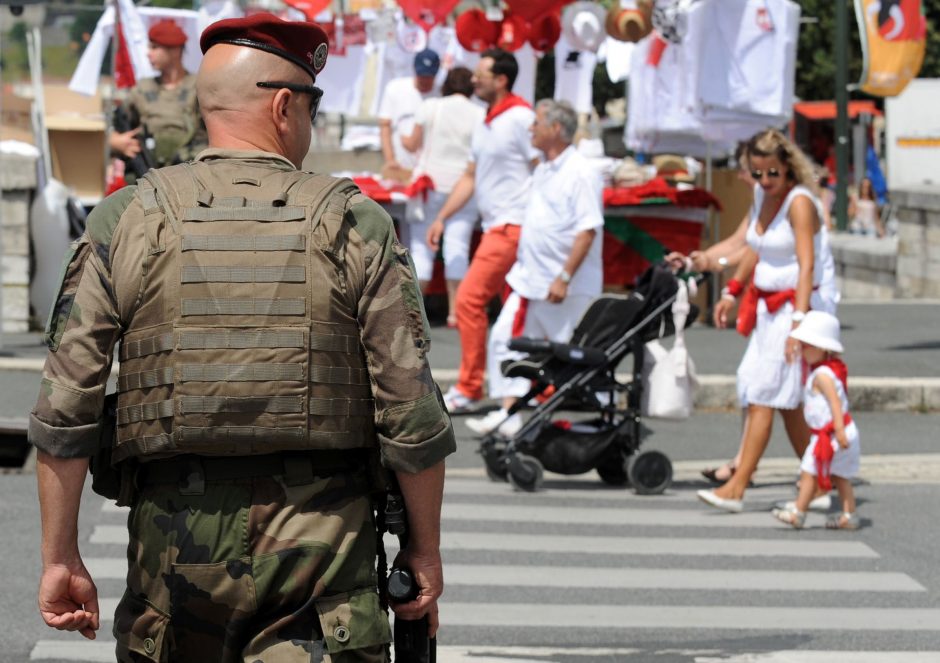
[771,505,806,529]
[826,512,860,530]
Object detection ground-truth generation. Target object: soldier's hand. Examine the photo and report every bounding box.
[111,128,142,159]
[392,548,443,638]
[38,561,100,640]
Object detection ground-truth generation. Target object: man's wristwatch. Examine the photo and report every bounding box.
[558,269,572,284]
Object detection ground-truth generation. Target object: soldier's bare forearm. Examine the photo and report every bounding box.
[37,452,88,566]
[395,461,444,554]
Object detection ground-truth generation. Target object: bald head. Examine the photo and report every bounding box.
[197,44,314,165]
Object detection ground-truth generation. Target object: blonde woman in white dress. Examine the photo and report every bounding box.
[698,129,826,513]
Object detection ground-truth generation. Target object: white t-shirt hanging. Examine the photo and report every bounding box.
[469,105,539,231]
[604,37,635,84]
[513,43,539,105]
[378,76,439,170]
[697,0,800,118]
[554,34,597,114]
[316,46,369,116]
[413,95,485,193]
[507,146,604,301]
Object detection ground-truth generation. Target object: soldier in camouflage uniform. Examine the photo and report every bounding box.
[33,13,455,662]
[110,19,208,170]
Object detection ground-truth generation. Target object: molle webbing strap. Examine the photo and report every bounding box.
[138,180,160,214]
[118,399,175,425]
[178,426,306,443]
[119,433,174,455]
[181,235,306,252]
[179,395,304,414]
[180,363,304,382]
[181,298,305,316]
[121,333,175,360]
[181,206,306,222]
[310,333,359,354]
[118,367,175,392]
[309,397,374,417]
[179,329,304,350]
[181,265,306,283]
[309,365,369,385]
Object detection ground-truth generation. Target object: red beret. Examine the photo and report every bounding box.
[149,20,187,48]
[455,9,499,53]
[528,12,561,52]
[496,12,529,53]
[200,12,329,81]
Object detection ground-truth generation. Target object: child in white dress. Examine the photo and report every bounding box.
[772,311,861,529]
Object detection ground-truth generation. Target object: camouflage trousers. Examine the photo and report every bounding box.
[113,469,391,662]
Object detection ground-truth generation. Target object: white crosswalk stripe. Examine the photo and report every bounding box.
[29,473,939,661]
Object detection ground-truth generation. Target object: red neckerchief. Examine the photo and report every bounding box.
[811,358,848,390]
[485,94,531,125]
[809,359,851,490]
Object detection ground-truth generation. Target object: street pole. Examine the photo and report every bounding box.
[834,0,850,231]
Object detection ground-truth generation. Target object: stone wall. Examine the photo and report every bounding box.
[0,152,37,333]
[893,186,940,299]
[829,233,897,301]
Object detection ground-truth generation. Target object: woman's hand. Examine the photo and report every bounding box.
[785,337,801,363]
[713,297,735,329]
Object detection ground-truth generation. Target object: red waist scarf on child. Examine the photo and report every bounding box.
[810,358,850,491]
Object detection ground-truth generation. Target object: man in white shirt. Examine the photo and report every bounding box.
[467,99,604,436]
[426,48,539,414]
[378,48,440,182]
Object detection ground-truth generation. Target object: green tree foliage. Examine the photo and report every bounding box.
[797,0,940,102]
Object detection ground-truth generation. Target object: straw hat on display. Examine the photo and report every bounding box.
[789,311,844,353]
[561,1,608,52]
[606,1,654,43]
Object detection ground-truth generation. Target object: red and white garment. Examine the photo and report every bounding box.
[799,363,861,482]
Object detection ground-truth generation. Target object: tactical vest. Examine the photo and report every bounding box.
[112,161,375,462]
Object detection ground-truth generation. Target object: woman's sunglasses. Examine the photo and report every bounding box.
[750,167,781,180]
[256,81,323,122]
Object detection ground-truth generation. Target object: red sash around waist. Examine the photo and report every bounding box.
[811,412,853,491]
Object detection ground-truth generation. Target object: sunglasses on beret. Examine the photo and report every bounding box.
[256,81,323,121]
[750,167,782,180]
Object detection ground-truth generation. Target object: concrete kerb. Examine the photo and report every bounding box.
[2,357,938,413]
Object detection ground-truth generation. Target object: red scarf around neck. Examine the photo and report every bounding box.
[811,358,848,390]
[485,94,531,125]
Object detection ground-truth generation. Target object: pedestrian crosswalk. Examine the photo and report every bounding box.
[30,474,940,662]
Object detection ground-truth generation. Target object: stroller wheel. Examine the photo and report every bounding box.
[596,454,629,486]
[507,453,544,492]
[480,438,509,482]
[628,450,672,495]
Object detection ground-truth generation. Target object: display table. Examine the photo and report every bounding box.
[602,178,721,288]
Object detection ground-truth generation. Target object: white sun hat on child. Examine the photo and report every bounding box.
[789,310,843,353]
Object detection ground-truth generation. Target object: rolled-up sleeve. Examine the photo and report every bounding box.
[28,191,132,458]
[351,196,456,473]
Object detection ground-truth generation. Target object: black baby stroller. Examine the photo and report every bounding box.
[478,263,698,494]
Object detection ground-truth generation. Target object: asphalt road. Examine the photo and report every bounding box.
[4,409,940,662]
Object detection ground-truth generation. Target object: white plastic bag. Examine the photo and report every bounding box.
[641,279,698,419]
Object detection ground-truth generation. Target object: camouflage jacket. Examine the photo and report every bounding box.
[29,149,455,474]
[125,74,208,166]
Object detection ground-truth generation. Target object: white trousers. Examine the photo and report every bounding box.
[487,291,594,399]
[400,191,478,282]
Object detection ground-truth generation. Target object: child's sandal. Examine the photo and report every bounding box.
[771,505,806,529]
[825,512,860,530]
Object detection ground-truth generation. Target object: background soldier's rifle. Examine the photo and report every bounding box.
[113,104,156,179]
[384,487,436,663]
